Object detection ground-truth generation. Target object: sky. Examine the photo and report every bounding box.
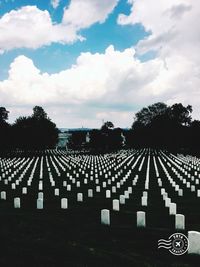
[0,0,199,128]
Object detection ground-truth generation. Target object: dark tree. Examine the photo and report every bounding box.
[68,131,87,149]
[133,102,168,127]
[0,107,9,123]
[89,129,104,152]
[131,102,193,151]
[101,121,114,131]
[32,106,47,120]
[108,128,124,150]
[13,107,58,150]
[188,120,200,155]
[169,103,192,126]
[0,107,11,150]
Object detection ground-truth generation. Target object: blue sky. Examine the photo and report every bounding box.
[0,0,199,127]
[0,0,148,79]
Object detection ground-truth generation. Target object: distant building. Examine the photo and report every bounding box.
[57,130,91,149]
[57,132,72,149]
[86,132,90,143]
[121,131,126,147]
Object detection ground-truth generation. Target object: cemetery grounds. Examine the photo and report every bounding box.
[0,148,200,266]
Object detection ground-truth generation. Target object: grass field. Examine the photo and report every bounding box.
[0,149,200,266]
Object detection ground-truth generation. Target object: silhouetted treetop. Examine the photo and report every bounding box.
[133,102,168,127]
[169,103,192,126]
[32,106,47,120]
[12,106,58,149]
[0,107,9,124]
[101,121,114,131]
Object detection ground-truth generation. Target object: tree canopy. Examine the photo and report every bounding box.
[101,121,114,131]
[133,102,168,127]
[0,107,9,124]
[130,102,196,152]
[32,106,48,120]
[12,106,58,149]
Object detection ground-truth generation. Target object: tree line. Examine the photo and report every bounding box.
[68,121,125,152]
[67,102,200,155]
[129,102,200,155]
[1,102,200,155]
[0,106,58,150]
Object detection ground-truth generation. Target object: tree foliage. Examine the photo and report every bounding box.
[101,121,114,131]
[133,102,168,127]
[12,106,58,149]
[131,102,195,152]
[0,107,11,150]
[89,122,123,152]
[0,107,9,124]
[32,106,48,120]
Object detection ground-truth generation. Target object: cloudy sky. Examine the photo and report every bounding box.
[0,0,199,128]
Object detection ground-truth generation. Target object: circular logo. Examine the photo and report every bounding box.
[169,233,189,255]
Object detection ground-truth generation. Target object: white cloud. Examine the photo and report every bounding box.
[0,1,119,52]
[2,43,200,127]
[117,0,200,119]
[51,0,60,9]
[62,0,119,29]
[0,46,162,126]
[1,0,200,127]
[0,6,82,52]
[118,0,199,60]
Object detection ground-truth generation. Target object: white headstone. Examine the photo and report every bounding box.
[88,189,93,198]
[106,190,111,198]
[38,192,44,199]
[22,187,27,194]
[77,193,83,202]
[96,186,101,192]
[162,192,168,200]
[0,191,6,200]
[186,182,190,188]
[175,214,185,230]
[119,195,125,204]
[37,198,43,209]
[113,199,119,211]
[124,191,129,199]
[55,188,59,196]
[191,185,195,192]
[142,196,147,206]
[143,191,148,197]
[67,185,71,191]
[137,211,146,227]
[101,209,110,225]
[61,198,68,209]
[112,186,116,193]
[14,197,20,208]
[39,183,43,190]
[102,182,106,188]
[188,231,200,255]
[178,189,183,196]
[128,187,132,194]
[165,197,171,208]
[169,203,177,215]
[12,183,16,189]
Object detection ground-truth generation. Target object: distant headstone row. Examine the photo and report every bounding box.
[0,148,200,255]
